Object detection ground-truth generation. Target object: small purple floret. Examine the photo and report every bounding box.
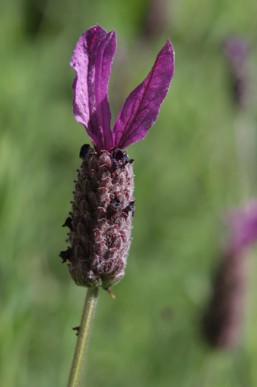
[225,201,257,256]
[70,25,175,151]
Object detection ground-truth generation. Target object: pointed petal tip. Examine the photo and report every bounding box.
[161,39,175,71]
[165,38,174,51]
[108,29,116,37]
[106,29,117,46]
[70,26,116,69]
[163,39,175,69]
[88,24,107,34]
[85,25,116,40]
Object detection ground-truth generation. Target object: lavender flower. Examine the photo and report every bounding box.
[60,25,175,290]
[203,250,246,348]
[203,202,257,348]
[223,38,249,109]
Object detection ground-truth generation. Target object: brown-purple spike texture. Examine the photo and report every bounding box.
[60,145,135,290]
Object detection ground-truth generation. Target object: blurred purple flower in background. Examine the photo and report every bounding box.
[203,202,257,348]
[223,37,250,109]
[225,201,257,256]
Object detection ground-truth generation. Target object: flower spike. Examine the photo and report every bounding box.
[70,26,175,151]
[63,27,175,386]
[63,26,175,289]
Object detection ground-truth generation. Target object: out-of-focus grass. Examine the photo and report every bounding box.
[1,0,257,386]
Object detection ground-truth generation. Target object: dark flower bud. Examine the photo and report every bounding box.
[112,148,131,168]
[59,248,73,263]
[79,144,91,159]
[62,216,73,230]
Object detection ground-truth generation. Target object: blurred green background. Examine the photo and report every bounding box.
[1,0,257,386]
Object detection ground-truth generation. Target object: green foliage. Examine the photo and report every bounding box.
[1,0,257,386]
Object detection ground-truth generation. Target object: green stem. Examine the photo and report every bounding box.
[68,287,99,387]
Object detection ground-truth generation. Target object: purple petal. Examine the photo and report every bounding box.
[94,31,116,150]
[113,40,175,149]
[70,25,116,150]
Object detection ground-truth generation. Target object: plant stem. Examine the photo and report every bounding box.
[68,287,99,387]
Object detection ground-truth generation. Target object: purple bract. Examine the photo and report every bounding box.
[70,25,175,151]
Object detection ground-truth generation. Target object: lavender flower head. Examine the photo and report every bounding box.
[203,202,257,348]
[60,25,175,290]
